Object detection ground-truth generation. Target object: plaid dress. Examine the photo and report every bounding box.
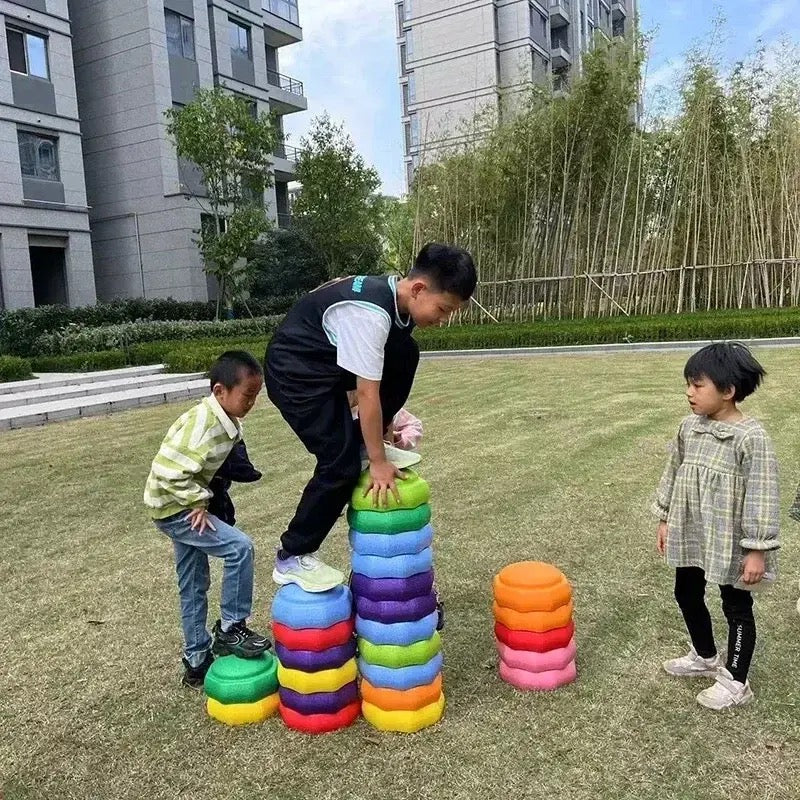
[652,415,779,586]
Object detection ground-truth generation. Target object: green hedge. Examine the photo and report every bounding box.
[0,355,33,382]
[0,298,294,357]
[20,307,800,375]
[414,308,800,350]
[32,316,281,356]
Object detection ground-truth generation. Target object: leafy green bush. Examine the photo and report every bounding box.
[162,339,269,373]
[0,355,33,382]
[32,317,281,356]
[0,298,218,356]
[29,350,128,373]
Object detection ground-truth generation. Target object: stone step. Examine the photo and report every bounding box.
[0,371,205,409]
[0,378,209,430]
[0,364,166,395]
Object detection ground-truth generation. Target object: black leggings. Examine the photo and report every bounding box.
[673,566,755,683]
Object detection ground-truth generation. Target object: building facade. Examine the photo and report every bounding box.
[69,0,306,302]
[0,0,95,310]
[0,0,306,309]
[397,0,637,188]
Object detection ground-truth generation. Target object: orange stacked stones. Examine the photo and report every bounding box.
[493,561,577,691]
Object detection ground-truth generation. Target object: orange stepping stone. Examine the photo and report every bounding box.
[493,599,574,633]
[493,561,572,613]
[360,674,443,712]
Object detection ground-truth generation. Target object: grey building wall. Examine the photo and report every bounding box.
[399,0,638,188]
[0,0,95,309]
[70,0,306,303]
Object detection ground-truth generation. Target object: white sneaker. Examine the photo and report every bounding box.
[272,553,344,593]
[360,443,422,472]
[696,668,754,710]
[663,647,721,677]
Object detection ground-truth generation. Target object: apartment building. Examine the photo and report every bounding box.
[67,0,306,302]
[0,0,95,310]
[397,0,637,188]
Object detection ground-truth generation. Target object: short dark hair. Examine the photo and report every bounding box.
[208,350,263,390]
[683,342,765,402]
[408,242,477,300]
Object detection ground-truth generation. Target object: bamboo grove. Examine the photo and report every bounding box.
[407,36,800,322]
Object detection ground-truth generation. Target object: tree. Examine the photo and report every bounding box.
[165,88,278,318]
[378,196,416,275]
[293,114,384,278]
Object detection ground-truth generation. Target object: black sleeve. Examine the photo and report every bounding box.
[221,440,262,483]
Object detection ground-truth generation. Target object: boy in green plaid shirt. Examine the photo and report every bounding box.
[653,342,778,710]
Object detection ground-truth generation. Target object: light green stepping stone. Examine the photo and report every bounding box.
[358,632,442,668]
[350,469,430,512]
[347,503,431,534]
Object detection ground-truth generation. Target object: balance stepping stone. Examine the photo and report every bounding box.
[271,583,360,734]
[349,468,445,733]
[493,561,577,691]
[204,653,279,725]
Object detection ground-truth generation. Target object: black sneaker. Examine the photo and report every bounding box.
[181,651,214,690]
[212,619,272,659]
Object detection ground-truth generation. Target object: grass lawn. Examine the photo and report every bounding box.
[2,350,800,800]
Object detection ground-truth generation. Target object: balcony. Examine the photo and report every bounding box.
[550,37,571,69]
[267,69,308,114]
[612,0,626,20]
[272,141,300,181]
[263,0,302,47]
[549,0,570,29]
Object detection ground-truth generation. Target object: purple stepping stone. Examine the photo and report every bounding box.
[350,570,434,602]
[355,590,437,624]
[279,681,359,715]
[275,639,356,672]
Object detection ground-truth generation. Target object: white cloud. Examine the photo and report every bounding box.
[666,2,689,20]
[279,0,404,194]
[752,0,799,39]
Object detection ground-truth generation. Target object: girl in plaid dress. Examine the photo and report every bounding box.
[653,343,779,710]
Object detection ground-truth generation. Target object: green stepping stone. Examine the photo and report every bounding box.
[358,632,442,668]
[347,503,431,534]
[204,653,278,704]
[350,469,431,512]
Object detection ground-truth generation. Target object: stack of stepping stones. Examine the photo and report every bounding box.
[204,653,279,725]
[348,469,445,733]
[493,561,577,691]
[271,584,360,734]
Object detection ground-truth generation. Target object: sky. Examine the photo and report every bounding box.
[281,0,800,197]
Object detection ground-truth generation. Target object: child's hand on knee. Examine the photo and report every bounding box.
[187,507,216,535]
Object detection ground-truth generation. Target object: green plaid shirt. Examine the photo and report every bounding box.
[652,415,779,586]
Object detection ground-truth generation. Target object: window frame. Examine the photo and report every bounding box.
[229,18,252,60]
[18,129,60,182]
[165,10,195,60]
[6,26,50,79]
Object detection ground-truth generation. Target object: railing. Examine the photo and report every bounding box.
[274,141,300,161]
[549,0,571,11]
[550,36,571,52]
[277,212,293,228]
[263,0,299,25]
[267,70,304,96]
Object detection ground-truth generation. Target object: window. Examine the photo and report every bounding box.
[402,82,409,116]
[265,0,299,25]
[400,43,407,75]
[407,72,416,103]
[397,4,404,37]
[165,10,195,59]
[230,19,251,59]
[404,0,412,20]
[531,10,547,40]
[6,27,49,79]
[18,130,59,181]
[410,114,419,147]
[405,28,414,60]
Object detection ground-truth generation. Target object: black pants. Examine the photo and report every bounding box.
[674,566,756,683]
[266,338,420,555]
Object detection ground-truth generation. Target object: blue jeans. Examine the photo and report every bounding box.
[155,511,255,667]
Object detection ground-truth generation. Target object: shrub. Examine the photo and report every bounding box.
[0,355,33,382]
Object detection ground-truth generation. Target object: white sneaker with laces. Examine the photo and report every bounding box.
[662,647,721,677]
[696,667,754,710]
[272,552,344,592]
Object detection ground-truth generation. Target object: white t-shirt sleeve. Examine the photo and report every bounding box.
[322,302,392,381]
